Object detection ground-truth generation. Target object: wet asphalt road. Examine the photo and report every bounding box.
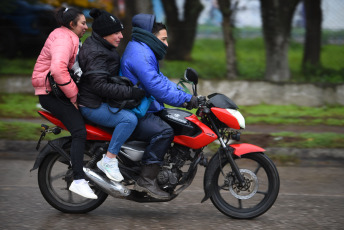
[0,158,343,230]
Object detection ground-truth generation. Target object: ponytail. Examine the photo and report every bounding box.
[55,7,83,29]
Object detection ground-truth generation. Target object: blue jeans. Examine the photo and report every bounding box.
[131,112,174,165]
[80,103,138,155]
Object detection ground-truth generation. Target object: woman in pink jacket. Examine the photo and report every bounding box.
[32,7,97,199]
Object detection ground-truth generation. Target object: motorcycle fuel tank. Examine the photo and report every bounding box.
[159,109,201,137]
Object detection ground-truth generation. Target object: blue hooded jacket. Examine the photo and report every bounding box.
[120,14,192,113]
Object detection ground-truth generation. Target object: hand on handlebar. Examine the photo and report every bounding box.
[185,95,206,110]
[185,96,197,110]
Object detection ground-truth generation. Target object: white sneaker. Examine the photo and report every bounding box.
[69,179,98,199]
[97,154,124,182]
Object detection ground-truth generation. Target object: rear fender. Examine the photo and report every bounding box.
[30,136,72,172]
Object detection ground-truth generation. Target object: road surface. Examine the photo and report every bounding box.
[0,158,343,230]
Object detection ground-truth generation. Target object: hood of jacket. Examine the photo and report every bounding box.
[132,14,155,32]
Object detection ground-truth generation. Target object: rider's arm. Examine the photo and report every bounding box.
[130,51,192,107]
[82,51,136,100]
[50,34,79,102]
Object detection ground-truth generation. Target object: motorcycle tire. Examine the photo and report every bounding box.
[208,152,280,219]
[38,152,108,213]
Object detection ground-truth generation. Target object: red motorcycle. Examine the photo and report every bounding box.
[31,68,279,219]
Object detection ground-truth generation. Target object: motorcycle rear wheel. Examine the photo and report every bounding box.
[210,152,280,219]
[38,152,108,213]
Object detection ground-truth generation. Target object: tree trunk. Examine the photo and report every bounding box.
[260,0,300,82]
[114,0,153,55]
[161,0,203,60]
[218,0,238,79]
[302,0,322,72]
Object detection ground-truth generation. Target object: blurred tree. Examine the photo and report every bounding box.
[260,0,300,82]
[0,0,56,58]
[218,0,238,79]
[0,0,23,13]
[113,0,153,55]
[302,0,322,73]
[161,0,203,60]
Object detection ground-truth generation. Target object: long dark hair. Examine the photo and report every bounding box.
[55,7,83,29]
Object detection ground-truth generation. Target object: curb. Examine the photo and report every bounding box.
[1,140,343,166]
[0,140,45,160]
[265,147,344,166]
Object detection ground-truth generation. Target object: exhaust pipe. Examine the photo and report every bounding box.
[83,167,131,197]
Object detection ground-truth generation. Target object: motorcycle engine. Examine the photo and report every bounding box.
[157,168,181,191]
[157,144,192,191]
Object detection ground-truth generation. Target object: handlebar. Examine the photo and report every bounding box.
[183,95,207,110]
[197,95,206,106]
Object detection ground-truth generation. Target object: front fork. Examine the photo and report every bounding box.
[219,146,245,186]
[208,116,245,185]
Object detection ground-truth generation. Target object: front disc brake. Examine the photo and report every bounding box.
[229,169,258,199]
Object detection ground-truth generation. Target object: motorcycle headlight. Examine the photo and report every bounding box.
[226,109,245,129]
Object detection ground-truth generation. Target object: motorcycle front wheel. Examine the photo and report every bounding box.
[38,152,108,213]
[209,152,280,219]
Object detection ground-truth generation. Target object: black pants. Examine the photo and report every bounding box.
[131,112,174,165]
[39,94,87,180]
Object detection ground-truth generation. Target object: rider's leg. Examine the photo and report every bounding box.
[131,113,174,199]
[80,103,138,182]
[39,94,87,179]
[39,95,97,199]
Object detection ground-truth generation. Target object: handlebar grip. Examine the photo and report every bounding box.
[197,96,206,106]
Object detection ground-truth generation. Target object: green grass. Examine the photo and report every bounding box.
[161,38,266,80]
[288,42,344,83]
[0,121,69,141]
[1,93,343,126]
[0,58,36,75]
[236,38,266,80]
[239,104,344,126]
[1,120,342,148]
[2,37,342,83]
[206,131,344,151]
[161,37,343,83]
[0,94,343,150]
[0,93,40,118]
[161,38,227,79]
[270,132,344,148]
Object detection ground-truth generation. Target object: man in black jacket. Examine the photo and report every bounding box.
[78,8,145,182]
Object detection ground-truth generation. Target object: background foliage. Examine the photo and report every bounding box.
[2,35,342,83]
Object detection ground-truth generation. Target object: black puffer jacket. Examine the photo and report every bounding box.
[78,32,135,108]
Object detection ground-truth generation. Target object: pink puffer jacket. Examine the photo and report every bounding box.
[32,26,80,103]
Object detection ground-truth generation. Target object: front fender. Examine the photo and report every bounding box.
[30,136,72,172]
[230,143,265,156]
